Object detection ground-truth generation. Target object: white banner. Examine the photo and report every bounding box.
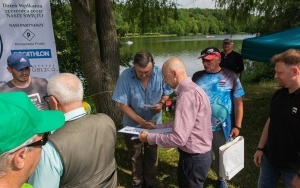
[0,0,59,85]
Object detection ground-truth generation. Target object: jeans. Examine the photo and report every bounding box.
[258,155,298,188]
[212,130,227,180]
[124,134,158,187]
[178,149,212,188]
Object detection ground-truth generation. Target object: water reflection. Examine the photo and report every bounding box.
[121,34,255,76]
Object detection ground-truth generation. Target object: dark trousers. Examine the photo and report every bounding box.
[178,149,212,188]
[124,134,158,187]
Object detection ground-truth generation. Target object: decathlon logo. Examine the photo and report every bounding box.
[11,49,52,59]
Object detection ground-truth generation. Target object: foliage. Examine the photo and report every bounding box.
[242,61,275,83]
[114,4,252,36]
[50,1,90,93]
[118,0,178,34]
[216,0,300,34]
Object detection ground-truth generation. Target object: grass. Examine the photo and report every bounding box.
[115,81,280,188]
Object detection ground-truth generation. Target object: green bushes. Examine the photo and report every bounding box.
[242,61,275,83]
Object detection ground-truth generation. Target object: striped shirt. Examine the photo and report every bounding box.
[147,78,213,154]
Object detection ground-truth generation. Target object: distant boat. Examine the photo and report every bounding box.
[206,35,215,38]
[125,40,133,45]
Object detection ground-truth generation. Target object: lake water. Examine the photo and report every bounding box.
[120,34,255,76]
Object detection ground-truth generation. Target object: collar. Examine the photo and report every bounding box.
[65,107,86,122]
[175,77,191,94]
[290,88,300,95]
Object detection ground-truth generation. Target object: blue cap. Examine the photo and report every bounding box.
[7,53,32,71]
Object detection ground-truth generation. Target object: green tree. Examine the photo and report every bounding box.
[216,0,300,34]
[66,0,122,122]
[122,0,177,34]
[50,0,185,122]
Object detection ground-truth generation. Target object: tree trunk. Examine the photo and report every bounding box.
[69,0,122,123]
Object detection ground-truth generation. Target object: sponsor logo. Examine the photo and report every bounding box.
[219,79,226,87]
[11,49,52,58]
[292,107,298,114]
[22,29,35,41]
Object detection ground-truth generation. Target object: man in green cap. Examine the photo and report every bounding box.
[0,92,65,188]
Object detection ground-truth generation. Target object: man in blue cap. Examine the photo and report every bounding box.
[0,92,65,188]
[0,53,48,110]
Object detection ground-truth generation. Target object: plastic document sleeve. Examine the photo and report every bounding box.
[118,126,172,135]
[219,136,244,180]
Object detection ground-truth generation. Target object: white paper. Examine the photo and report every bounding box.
[118,126,172,135]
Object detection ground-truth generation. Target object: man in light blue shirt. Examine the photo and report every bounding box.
[29,73,117,187]
[113,51,173,188]
[28,108,86,187]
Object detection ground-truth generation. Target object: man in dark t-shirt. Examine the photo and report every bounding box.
[220,38,244,76]
[253,49,300,188]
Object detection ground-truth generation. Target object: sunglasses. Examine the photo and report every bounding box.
[201,48,218,56]
[26,132,49,147]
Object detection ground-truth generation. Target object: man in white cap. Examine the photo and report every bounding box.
[0,53,48,110]
[0,92,65,188]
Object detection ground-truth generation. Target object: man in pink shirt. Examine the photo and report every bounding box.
[139,58,213,188]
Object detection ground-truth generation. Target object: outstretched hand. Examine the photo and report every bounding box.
[142,121,155,130]
[139,131,148,143]
[150,103,164,113]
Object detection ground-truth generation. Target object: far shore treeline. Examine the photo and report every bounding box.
[114,4,254,37]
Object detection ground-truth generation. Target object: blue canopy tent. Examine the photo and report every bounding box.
[241,27,300,63]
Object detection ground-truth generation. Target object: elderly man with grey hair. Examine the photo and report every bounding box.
[0,92,64,188]
[28,73,117,188]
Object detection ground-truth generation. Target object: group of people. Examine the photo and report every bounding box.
[0,53,117,187]
[0,38,299,188]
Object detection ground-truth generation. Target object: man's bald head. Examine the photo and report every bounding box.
[162,58,187,89]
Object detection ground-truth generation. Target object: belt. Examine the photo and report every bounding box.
[178,148,200,156]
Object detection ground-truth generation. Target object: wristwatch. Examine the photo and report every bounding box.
[233,125,242,131]
[159,101,165,105]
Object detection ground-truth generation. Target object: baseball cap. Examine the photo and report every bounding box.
[7,53,32,71]
[198,47,221,60]
[0,92,65,154]
[223,38,233,44]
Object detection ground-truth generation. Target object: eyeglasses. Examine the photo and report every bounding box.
[43,94,52,105]
[26,132,49,147]
[43,94,59,105]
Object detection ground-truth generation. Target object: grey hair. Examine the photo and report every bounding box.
[133,51,155,68]
[0,135,37,177]
[47,73,83,104]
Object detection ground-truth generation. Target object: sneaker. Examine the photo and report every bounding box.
[219,180,228,188]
